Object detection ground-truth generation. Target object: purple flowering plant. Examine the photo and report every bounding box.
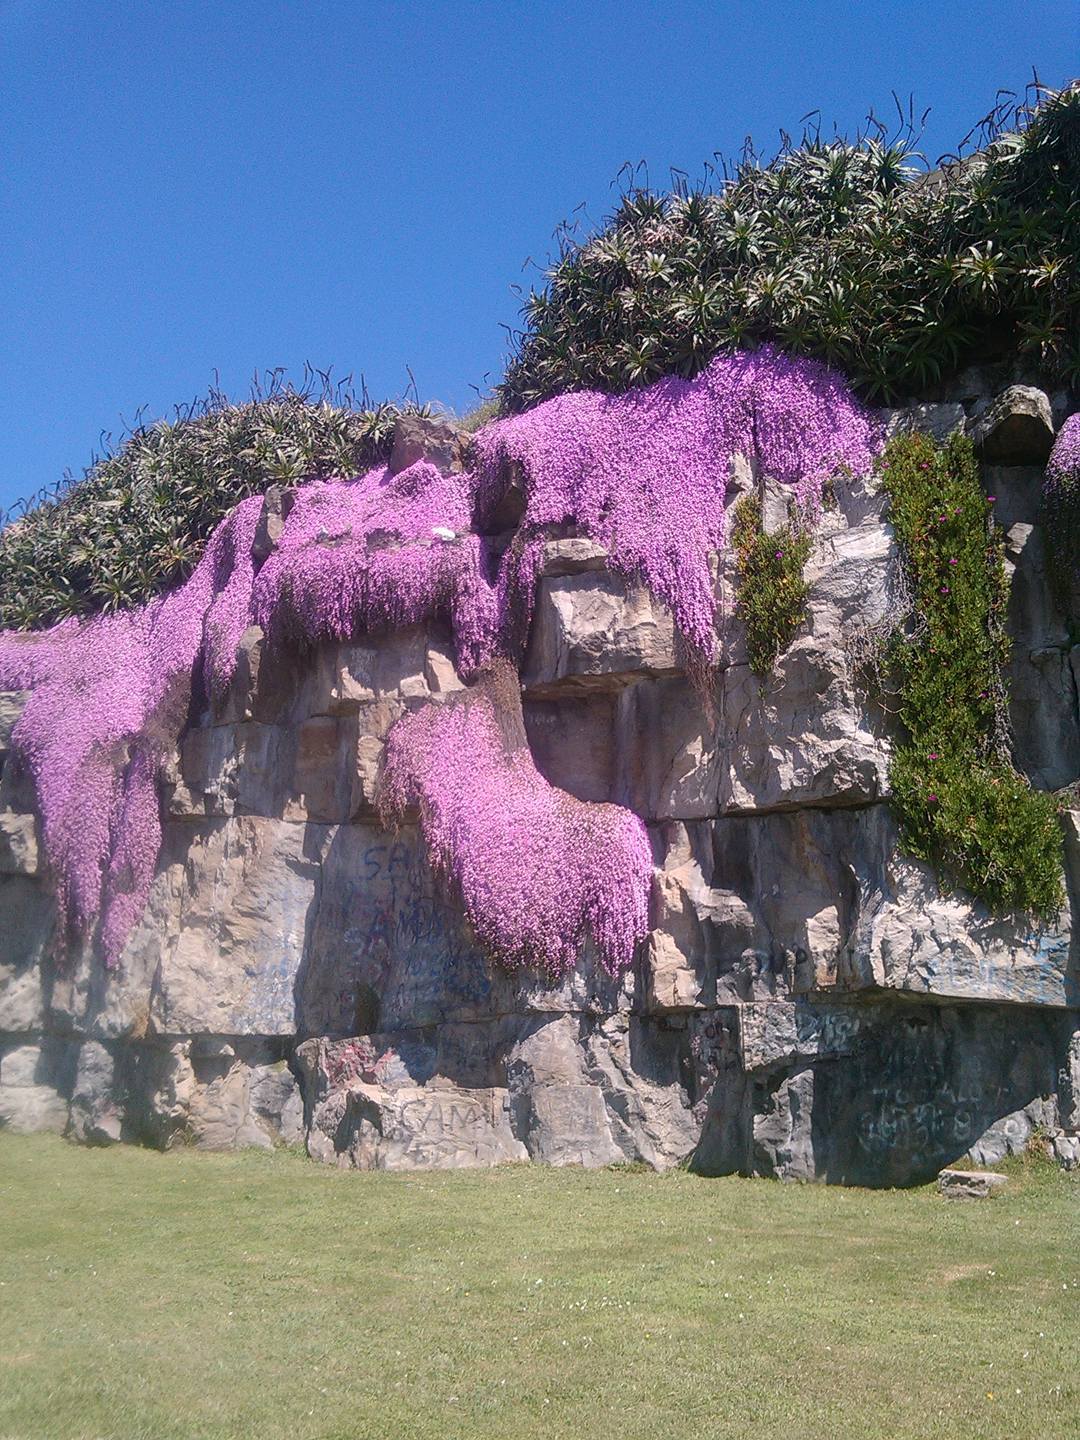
[0,347,878,972]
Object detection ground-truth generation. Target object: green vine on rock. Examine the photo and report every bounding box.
[882,430,1064,919]
[732,495,812,676]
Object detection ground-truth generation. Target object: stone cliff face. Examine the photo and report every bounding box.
[1,376,1078,1184]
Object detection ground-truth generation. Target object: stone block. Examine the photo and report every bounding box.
[151,818,331,1037]
[0,812,39,875]
[881,403,966,445]
[0,1041,70,1134]
[0,876,53,1032]
[537,538,610,577]
[524,694,615,802]
[938,1168,1008,1199]
[68,1040,122,1144]
[0,691,27,751]
[971,386,1055,464]
[522,572,678,695]
[389,415,467,476]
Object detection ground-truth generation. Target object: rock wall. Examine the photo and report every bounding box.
[1,372,1078,1183]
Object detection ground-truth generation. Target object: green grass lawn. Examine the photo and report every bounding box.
[0,1135,1076,1440]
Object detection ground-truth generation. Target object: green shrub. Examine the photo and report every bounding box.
[882,430,1064,918]
[732,496,812,675]
[501,83,1080,411]
[0,379,424,631]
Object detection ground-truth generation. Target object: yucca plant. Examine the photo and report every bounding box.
[501,82,1080,411]
[0,372,429,631]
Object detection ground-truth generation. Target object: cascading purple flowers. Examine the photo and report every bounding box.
[378,665,652,977]
[0,345,878,973]
[0,495,263,965]
[1045,412,1080,589]
[250,459,500,673]
[472,343,879,673]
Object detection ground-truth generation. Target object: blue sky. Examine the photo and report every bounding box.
[1,0,1076,514]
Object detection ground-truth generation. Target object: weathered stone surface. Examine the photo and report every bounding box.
[881,402,966,445]
[524,694,614,803]
[298,1035,526,1170]
[0,876,54,1032]
[0,812,39,875]
[0,691,26,752]
[68,1040,122,1144]
[641,808,1076,1012]
[0,747,36,812]
[2,420,1078,1184]
[720,645,888,813]
[151,818,331,1037]
[938,1168,1008,1199]
[694,998,1069,1186]
[523,572,678,694]
[989,464,1080,790]
[0,1041,70,1133]
[615,678,721,821]
[537,537,610,577]
[251,486,294,563]
[758,471,790,534]
[966,1098,1057,1167]
[971,386,1055,464]
[389,414,467,477]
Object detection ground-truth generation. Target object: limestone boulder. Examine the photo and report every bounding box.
[522,572,678,695]
[971,385,1055,464]
[0,1040,71,1134]
[150,818,331,1037]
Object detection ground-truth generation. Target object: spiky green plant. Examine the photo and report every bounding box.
[0,376,427,631]
[501,83,1080,411]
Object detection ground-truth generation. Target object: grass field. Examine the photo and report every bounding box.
[0,1135,1077,1440]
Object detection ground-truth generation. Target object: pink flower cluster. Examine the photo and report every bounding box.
[378,665,652,977]
[473,343,879,671]
[1047,412,1080,482]
[1045,412,1080,585]
[250,460,499,673]
[0,496,263,965]
[0,345,878,971]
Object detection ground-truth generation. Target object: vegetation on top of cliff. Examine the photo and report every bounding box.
[500,82,1080,412]
[0,374,426,631]
[881,430,1064,918]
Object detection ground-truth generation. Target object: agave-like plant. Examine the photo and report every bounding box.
[0,373,430,631]
[501,83,1080,411]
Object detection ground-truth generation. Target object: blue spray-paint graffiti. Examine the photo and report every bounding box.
[330,841,493,1031]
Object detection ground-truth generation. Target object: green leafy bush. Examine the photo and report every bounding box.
[732,496,812,675]
[882,430,1064,918]
[501,83,1080,411]
[0,378,424,631]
